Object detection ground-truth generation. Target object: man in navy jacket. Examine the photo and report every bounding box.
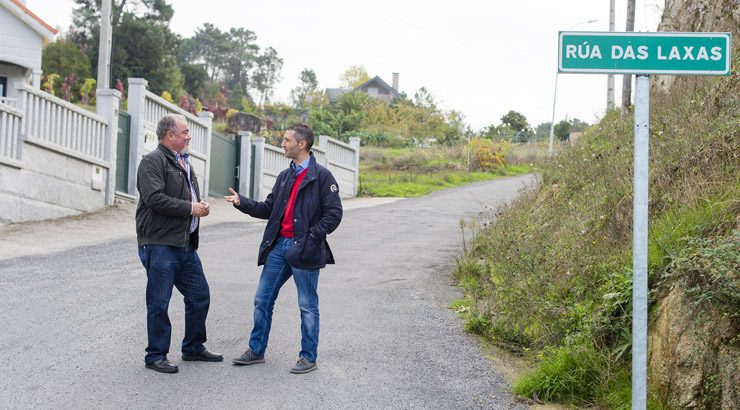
[226,124,342,373]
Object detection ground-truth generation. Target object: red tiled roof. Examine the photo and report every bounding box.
[9,0,59,35]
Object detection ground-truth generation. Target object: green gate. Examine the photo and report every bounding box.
[116,112,131,193]
[208,130,239,197]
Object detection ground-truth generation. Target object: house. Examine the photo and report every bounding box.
[326,73,400,104]
[0,0,57,104]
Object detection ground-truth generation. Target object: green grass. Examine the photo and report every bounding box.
[358,165,530,197]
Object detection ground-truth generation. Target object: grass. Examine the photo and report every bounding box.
[357,145,537,197]
[358,166,530,197]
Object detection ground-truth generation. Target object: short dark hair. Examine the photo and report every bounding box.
[287,123,314,151]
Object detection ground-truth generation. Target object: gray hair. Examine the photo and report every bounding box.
[156,114,187,140]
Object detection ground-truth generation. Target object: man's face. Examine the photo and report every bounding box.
[281,130,305,160]
[167,119,190,153]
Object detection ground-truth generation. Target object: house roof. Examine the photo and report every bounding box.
[325,75,399,103]
[356,76,398,96]
[2,0,58,42]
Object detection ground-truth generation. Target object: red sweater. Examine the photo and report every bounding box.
[279,169,307,238]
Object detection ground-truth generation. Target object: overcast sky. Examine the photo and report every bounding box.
[26,0,664,130]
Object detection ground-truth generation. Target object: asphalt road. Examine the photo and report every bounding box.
[0,175,536,409]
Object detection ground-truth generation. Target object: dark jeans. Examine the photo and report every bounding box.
[138,244,210,364]
[249,236,321,362]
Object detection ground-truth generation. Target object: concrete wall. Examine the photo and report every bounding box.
[0,143,109,223]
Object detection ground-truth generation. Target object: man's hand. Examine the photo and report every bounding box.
[224,187,240,206]
[192,200,210,217]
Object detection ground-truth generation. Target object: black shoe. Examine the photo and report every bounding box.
[290,357,317,374]
[182,348,223,362]
[145,359,178,373]
[232,349,265,365]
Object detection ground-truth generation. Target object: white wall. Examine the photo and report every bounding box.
[0,6,42,73]
[0,64,29,101]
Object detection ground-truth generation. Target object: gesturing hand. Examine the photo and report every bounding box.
[224,187,240,206]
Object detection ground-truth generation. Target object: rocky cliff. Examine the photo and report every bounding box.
[648,2,739,408]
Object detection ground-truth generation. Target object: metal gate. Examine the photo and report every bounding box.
[116,112,131,193]
[208,130,239,197]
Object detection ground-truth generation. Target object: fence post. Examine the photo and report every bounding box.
[237,131,252,199]
[126,78,148,196]
[349,137,361,196]
[318,135,329,166]
[15,86,27,160]
[197,111,213,198]
[96,88,121,206]
[252,136,264,200]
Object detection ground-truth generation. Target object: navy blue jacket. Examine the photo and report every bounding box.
[235,153,343,269]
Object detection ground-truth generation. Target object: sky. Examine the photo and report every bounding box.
[25,0,665,131]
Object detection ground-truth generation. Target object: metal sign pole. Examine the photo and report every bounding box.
[632,74,650,410]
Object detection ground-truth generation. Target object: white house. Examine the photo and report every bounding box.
[0,0,57,104]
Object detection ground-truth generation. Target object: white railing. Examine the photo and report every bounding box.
[263,144,288,177]
[326,137,357,169]
[0,101,22,163]
[143,92,209,156]
[312,145,327,166]
[0,97,18,107]
[19,84,107,162]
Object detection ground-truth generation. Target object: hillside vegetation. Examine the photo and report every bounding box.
[453,57,739,407]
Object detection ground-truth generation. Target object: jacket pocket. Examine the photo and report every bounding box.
[286,232,324,266]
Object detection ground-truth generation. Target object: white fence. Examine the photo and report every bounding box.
[19,84,108,163]
[238,134,360,201]
[0,101,22,166]
[126,78,213,196]
[320,135,360,198]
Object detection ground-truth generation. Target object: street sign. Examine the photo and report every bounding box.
[559,31,731,75]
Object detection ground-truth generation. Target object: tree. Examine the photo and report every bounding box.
[110,13,182,94]
[413,87,438,111]
[500,110,533,142]
[290,68,319,109]
[70,0,181,91]
[554,120,572,141]
[338,65,369,89]
[222,27,259,95]
[535,122,551,140]
[42,38,92,81]
[253,47,283,107]
[569,118,589,132]
[179,23,231,82]
[500,110,530,132]
[42,38,92,96]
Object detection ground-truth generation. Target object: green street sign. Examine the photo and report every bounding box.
[559,32,731,75]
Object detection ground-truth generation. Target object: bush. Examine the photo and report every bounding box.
[470,138,506,171]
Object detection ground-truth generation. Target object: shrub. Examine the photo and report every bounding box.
[470,138,506,171]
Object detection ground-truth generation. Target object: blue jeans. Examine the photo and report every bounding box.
[139,244,210,364]
[249,236,321,362]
